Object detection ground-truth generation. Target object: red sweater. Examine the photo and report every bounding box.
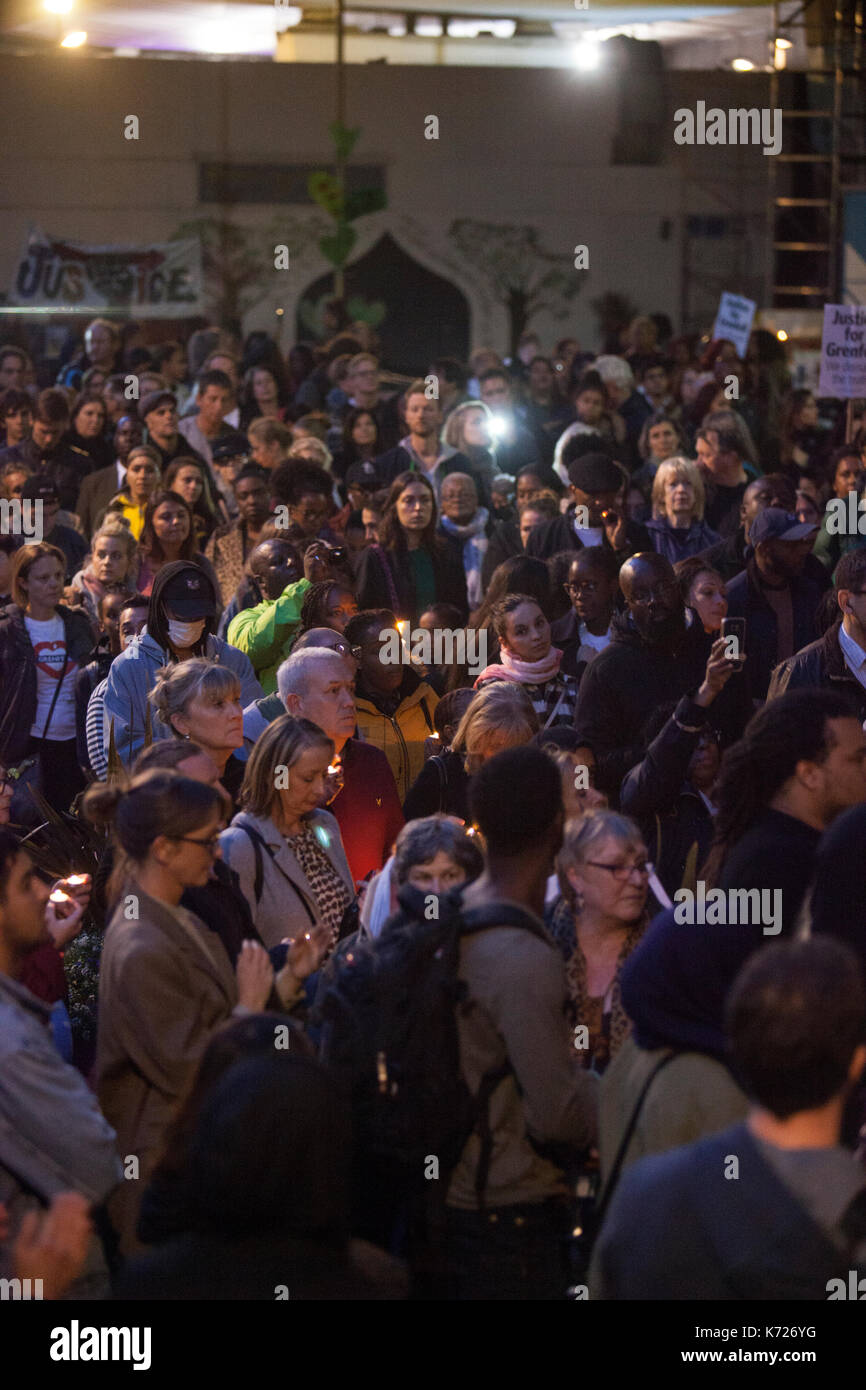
[330,738,404,885]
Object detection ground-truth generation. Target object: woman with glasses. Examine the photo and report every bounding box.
[355,471,468,625]
[219,715,355,955]
[552,812,652,1075]
[151,659,247,810]
[86,769,301,1254]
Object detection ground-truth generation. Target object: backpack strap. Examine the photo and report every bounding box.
[429,753,449,812]
[460,901,550,946]
[419,696,435,734]
[594,1049,676,1222]
[242,824,265,904]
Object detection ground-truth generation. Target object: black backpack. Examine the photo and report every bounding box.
[313,885,549,1240]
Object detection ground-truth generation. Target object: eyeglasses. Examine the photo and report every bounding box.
[173,834,221,854]
[629,584,679,606]
[584,860,653,882]
[565,581,599,595]
[332,641,363,660]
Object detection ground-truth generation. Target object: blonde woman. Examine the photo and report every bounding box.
[70,516,138,626]
[150,658,246,808]
[402,680,539,820]
[443,400,496,493]
[550,812,651,1074]
[646,456,720,564]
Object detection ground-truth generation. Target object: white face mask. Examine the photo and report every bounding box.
[167,617,206,649]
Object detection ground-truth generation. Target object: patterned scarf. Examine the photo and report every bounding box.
[439,508,489,609]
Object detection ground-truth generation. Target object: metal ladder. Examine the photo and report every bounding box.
[766,0,866,307]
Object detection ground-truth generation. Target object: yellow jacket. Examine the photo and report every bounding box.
[353,674,439,801]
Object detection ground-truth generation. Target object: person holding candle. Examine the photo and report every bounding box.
[86,768,316,1254]
[219,715,356,954]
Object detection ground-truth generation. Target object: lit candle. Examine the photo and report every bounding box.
[67,874,87,886]
[49,890,71,904]
[327,763,341,777]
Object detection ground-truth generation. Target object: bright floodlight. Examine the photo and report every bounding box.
[731,57,754,71]
[60,30,87,47]
[44,0,74,13]
[574,40,602,71]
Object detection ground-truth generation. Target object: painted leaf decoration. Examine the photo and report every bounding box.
[307,171,344,217]
[344,187,387,222]
[329,121,361,159]
[319,225,357,266]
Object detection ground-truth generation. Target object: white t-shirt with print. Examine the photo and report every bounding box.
[24,615,77,740]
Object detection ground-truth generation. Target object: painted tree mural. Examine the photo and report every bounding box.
[448,219,583,356]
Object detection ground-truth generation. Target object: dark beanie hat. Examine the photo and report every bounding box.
[567,451,624,492]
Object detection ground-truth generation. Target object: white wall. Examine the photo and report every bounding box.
[0,54,772,353]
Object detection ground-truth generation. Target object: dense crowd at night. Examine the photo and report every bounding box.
[2,309,866,1301]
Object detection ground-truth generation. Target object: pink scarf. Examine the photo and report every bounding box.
[474,645,563,687]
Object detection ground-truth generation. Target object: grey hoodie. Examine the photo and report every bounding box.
[102,630,263,766]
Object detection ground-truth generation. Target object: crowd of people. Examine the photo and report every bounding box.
[2,309,866,1301]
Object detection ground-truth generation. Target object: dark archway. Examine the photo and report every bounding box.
[298,233,470,374]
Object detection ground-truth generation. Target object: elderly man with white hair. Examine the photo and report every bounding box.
[594,355,653,469]
[242,644,403,882]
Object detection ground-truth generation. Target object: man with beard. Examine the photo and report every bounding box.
[574,551,751,799]
[724,508,827,701]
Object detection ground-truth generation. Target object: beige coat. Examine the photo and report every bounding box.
[96,884,239,1253]
[219,808,354,950]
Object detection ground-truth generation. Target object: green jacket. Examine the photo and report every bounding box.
[226,578,310,694]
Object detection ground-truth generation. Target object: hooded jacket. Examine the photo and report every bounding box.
[102,561,262,766]
[0,601,94,766]
[226,578,310,694]
[574,608,751,798]
[353,670,439,801]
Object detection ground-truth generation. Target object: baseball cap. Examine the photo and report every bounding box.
[212,432,250,465]
[749,507,819,547]
[19,477,59,504]
[344,460,379,492]
[160,566,216,620]
[140,390,177,420]
[567,452,625,493]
